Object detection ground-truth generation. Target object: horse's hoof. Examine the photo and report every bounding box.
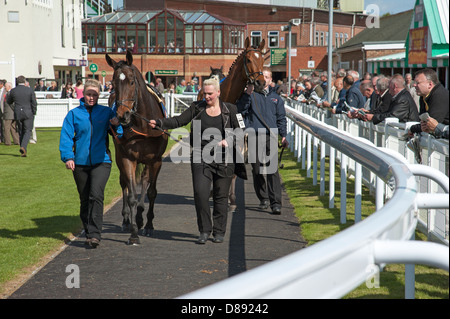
[142,228,154,237]
[127,237,141,245]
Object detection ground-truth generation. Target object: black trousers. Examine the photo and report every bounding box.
[251,134,282,209]
[73,163,111,240]
[16,117,34,151]
[191,162,233,236]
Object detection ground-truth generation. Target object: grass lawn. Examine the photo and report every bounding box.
[278,146,449,299]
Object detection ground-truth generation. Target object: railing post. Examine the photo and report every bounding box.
[405,232,416,299]
[320,140,326,196]
[340,153,348,224]
[307,133,312,177]
[329,146,335,208]
[355,162,362,223]
[313,136,318,185]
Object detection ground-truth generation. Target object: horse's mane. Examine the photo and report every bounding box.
[227,45,258,74]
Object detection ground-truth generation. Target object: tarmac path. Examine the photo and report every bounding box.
[9,152,306,299]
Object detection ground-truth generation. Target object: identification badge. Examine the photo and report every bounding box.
[236,113,246,129]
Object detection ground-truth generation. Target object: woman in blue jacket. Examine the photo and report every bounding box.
[60,79,122,248]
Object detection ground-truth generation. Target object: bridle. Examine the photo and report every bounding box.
[113,63,168,138]
[243,48,264,85]
[114,64,140,121]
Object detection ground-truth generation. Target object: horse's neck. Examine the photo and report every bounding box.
[221,60,247,103]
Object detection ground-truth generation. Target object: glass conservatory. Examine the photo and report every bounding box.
[82,9,246,54]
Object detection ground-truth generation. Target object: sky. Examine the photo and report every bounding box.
[364,0,416,15]
[110,0,417,15]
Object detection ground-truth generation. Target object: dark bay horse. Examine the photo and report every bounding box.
[106,50,168,245]
[201,38,267,211]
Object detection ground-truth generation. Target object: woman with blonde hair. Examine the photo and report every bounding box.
[149,78,244,244]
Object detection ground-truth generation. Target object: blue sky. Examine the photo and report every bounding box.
[365,0,416,15]
[111,0,417,15]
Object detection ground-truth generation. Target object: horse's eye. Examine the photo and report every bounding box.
[131,81,135,86]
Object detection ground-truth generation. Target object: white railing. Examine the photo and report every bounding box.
[164,92,198,117]
[34,92,191,127]
[35,98,109,127]
[288,100,449,245]
[180,100,449,299]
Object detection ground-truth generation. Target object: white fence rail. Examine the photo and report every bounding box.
[180,99,449,299]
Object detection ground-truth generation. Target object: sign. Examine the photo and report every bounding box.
[307,60,315,68]
[101,70,107,77]
[155,70,178,75]
[290,48,297,57]
[408,26,428,65]
[89,63,98,73]
[270,48,286,66]
[68,59,77,67]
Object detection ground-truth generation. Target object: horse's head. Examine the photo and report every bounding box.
[106,50,139,125]
[209,66,225,82]
[242,37,266,93]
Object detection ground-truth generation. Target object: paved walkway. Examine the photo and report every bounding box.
[9,154,306,299]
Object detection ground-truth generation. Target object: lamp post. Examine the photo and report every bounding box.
[282,19,301,97]
[327,0,333,102]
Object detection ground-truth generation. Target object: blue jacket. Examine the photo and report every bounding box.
[59,98,122,166]
[236,87,287,137]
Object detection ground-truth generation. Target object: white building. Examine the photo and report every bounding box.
[0,0,87,87]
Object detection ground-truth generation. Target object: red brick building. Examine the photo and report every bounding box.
[84,0,367,86]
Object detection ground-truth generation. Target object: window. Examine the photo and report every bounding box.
[335,32,339,48]
[320,32,324,46]
[344,33,349,43]
[268,31,279,48]
[340,33,344,46]
[251,31,262,47]
[315,31,320,46]
[285,33,296,47]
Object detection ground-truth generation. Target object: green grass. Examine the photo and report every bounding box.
[0,129,123,295]
[278,146,449,299]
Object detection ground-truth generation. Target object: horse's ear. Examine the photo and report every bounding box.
[105,54,116,69]
[258,39,265,51]
[210,66,214,72]
[126,49,133,66]
[244,37,250,49]
[220,65,223,72]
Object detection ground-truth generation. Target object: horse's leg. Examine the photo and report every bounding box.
[229,175,237,213]
[136,165,150,230]
[123,160,140,245]
[143,160,163,237]
[120,173,131,231]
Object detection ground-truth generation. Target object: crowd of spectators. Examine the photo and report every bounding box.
[277,68,448,139]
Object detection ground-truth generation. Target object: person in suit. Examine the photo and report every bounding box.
[0,79,6,143]
[7,75,37,157]
[2,82,20,145]
[363,74,419,125]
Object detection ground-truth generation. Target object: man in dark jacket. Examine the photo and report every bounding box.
[7,75,37,157]
[409,68,449,134]
[237,67,288,215]
[364,74,419,125]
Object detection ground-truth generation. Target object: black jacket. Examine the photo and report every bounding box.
[410,83,449,133]
[7,84,37,121]
[371,90,392,114]
[372,89,419,125]
[158,99,246,178]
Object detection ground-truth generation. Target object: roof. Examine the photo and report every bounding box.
[83,9,245,26]
[366,52,405,62]
[337,10,414,50]
[423,0,449,44]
